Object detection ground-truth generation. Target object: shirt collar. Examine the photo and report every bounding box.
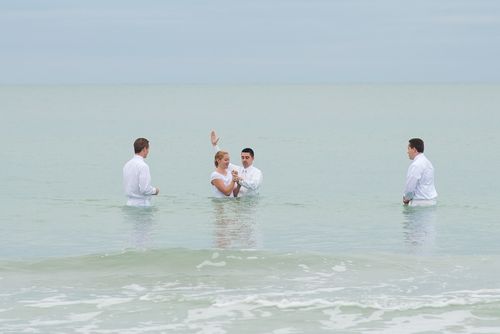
[413,153,424,161]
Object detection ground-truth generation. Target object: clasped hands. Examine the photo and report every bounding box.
[231,170,242,184]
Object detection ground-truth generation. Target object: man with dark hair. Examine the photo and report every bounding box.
[403,138,437,206]
[210,130,263,197]
[123,138,159,206]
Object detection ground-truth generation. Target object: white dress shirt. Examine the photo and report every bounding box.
[123,155,157,206]
[404,153,437,205]
[229,163,263,197]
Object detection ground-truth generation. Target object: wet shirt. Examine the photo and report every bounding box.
[123,155,157,206]
[210,170,234,198]
[229,163,263,197]
[404,153,438,201]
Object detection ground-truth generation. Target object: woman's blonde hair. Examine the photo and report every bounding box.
[214,150,228,167]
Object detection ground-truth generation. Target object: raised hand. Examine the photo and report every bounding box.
[210,130,220,146]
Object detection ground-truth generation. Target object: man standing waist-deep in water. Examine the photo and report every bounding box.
[123,137,159,206]
[403,138,437,206]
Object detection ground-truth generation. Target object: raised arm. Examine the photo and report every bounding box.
[211,130,240,172]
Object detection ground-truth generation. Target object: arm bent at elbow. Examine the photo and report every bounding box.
[211,179,236,196]
[138,168,157,196]
[239,172,263,191]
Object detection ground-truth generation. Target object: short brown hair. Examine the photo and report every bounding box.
[408,138,424,153]
[134,138,149,153]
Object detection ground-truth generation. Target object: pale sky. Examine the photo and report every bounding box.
[1,0,499,84]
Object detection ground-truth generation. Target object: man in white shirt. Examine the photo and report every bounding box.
[210,130,263,197]
[403,138,437,206]
[123,138,159,206]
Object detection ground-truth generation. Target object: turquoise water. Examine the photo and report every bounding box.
[1,85,500,333]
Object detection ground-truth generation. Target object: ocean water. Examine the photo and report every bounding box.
[1,85,500,333]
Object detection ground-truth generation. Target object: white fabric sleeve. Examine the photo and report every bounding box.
[138,165,156,196]
[403,165,421,200]
[210,172,224,182]
[239,170,263,191]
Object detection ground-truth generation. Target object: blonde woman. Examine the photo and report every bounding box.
[211,151,239,198]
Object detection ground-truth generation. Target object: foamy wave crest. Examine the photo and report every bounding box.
[208,288,500,313]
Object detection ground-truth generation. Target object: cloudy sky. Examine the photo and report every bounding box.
[1,0,499,84]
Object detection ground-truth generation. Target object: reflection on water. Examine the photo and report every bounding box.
[402,206,437,255]
[211,197,260,249]
[122,206,157,249]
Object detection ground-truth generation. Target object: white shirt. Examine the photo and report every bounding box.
[404,153,438,202]
[210,170,234,198]
[123,155,157,206]
[229,163,263,197]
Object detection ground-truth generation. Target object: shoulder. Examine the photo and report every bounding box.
[123,158,133,167]
[251,166,262,174]
[210,171,224,180]
[408,158,426,173]
[415,154,433,166]
[421,155,434,169]
[138,160,149,169]
[421,154,433,163]
[124,157,143,168]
